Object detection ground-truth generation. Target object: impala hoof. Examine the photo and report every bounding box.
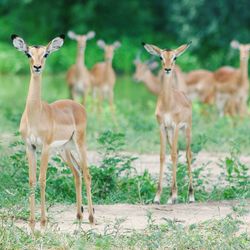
[189,194,195,203]
[167,197,178,204]
[89,214,95,225]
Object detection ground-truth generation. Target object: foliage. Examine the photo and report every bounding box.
[1,0,249,74]
[0,208,249,249]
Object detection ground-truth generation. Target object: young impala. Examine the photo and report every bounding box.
[91,40,121,114]
[142,42,194,204]
[133,56,187,96]
[66,30,95,104]
[11,34,94,232]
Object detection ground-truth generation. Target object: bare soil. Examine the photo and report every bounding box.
[15,200,250,234]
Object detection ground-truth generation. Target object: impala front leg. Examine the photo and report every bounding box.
[39,145,49,228]
[168,126,179,204]
[186,126,194,203]
[26,146,37,232]
[154,124,166,204]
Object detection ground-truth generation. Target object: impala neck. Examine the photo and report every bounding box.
[105,58,113,67]
[240,56,249,82]
[76,45,85,68]
[159,71,174,109]
[25,72,42,115]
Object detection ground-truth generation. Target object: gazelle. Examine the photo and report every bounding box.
[11,34,94,232]
[66,30,95,104]
[142,42,194,204]
[214,40,250,116]
[91,40,121,113]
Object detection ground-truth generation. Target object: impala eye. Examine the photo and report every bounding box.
[159,56,163,60]
[44,53,49,58]
[173,56,177,61]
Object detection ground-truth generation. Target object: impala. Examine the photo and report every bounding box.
[133,55,161,95]
[185,69,215,104]
[66,30,95,104]
[133,55,187,95]
[142,42,194,204]
[91,40,121,114]
[214,40,250,116]
[11,34,94,232]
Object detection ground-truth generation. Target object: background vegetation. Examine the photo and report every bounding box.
[0,0,250,74]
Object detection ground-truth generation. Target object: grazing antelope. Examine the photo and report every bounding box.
[66,30,95,104]
[214,40,250,116]
[133,55,187,95]
[91,40,121,114]
[11,34,94,232]
[142,42,194,204]
[185,69,215,104]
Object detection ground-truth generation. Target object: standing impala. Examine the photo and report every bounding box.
[214,40,250,116]
[11,34,94,232]
[66,30,95,104]
[142,42,194,204]
[91,40,121,113]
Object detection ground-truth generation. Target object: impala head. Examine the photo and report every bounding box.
[231,40,250,60]
[142,42,191,76]
[11,34,64,75]
[133,55,158,82]
[68,30,95,49]
[97,40,121,61]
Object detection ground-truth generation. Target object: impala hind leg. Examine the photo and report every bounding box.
[61,150,83,222]
[186,127,195,203]
[76,133,94,224]
[168,127,179,204]
[39,146,49,228]
[154,125,166,204]
[26,146,37,232]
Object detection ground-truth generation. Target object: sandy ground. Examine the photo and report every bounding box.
[15,200,250,234]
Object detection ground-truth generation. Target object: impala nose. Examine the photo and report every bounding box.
[165,68,171,73]
[34,65,42,71]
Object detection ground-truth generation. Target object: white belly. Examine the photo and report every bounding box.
[26,134,42,147]
[26,134,73,150]
[50,140,69,148]
[164,114,187,129]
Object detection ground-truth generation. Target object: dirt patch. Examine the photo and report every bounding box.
[15,200,250,234]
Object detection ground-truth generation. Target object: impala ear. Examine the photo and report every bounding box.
[113,41,121,49]
[86,31,95,40]
[67,31,77,40]
[97,40,106,49]
[175,41,191,57]
[142,42,161,56]
[46,35,64,54]
[230,40,240,49]
[11,34,28,53]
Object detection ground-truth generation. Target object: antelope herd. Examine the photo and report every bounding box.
[11,31,249,232]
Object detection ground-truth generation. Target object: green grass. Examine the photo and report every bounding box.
[0,208,249,250]
[1,74,250,153]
